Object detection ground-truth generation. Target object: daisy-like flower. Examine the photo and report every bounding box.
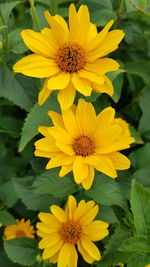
[37,195,109,266]
[34,99,134,190]
[4,219,35,240]
[13,4,125,110]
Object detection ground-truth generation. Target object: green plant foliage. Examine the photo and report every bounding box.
[1,0,150,266]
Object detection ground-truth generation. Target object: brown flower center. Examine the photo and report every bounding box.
[60,221,81,244]
[73,136,95,157]
[56,43,86,73]
[16,230,26,238]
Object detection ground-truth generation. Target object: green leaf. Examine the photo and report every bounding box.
[108,69,125,103]
[85,173,128,211]
[0,247,20,267]
[139,86,150,133]
[4,238,38,266]
[8,29,28,54]
[132,168,150,188]
[125,61,150,84]
[12,177,61,212]
[127,253,150,267]
[91,9,116,26]
[19,93,59,152]
[131,180,150,235]
[96,226,132,266]
[0,180,18,208]
[0,210,16,226]
[33,169,77,198]
[129,143,150,170]
[0,1,21,24]
[119,236,150,253]
[0,64,34,111]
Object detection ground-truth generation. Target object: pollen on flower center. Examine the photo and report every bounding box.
[56,42,86,73]
[16,230,26,237]
[73,136,95,157]
[60,221,81,244]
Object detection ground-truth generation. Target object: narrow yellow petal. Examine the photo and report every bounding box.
[77,5,90,45]
[42,241,63,259]
[58,243,71,267]
[62,109,79,138]
[78,241,95,264]
[85,220,109,241]
[59,165,73,177]
[48,126,73,145]
[82,165,95,190]
[71,73,92,96]
[95,155,117,178]
[81,238,101,261]
[73,156,89,183]
[50,205,68,223]
[84,58,119,75]
[79,69,104,85]
[21,29,56,57]
[13,54,59,78]
[93,75,114,96]
[48,111,64,128]
[39,233,60,249]
[38,79,51,105]
[69,4,80,42]
[107,152,131,170]
[58,83,76,110]
[47,72,70,90]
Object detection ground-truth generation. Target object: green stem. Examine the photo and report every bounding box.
[118,0,124,15]
[29,0,40,31]
[0,8,8,53]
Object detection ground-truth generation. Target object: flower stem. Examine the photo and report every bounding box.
[0,8,8,53]
[29,0,40,31]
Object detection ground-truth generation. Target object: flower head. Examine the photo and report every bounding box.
[37,195,109,266]
[34,99,134,189]
[13,4,125,110]
[4,219,35,240]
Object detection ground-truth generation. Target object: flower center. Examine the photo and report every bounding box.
[16,230,26,238]
[73,136,95,157]
[56,42,86,73]
[60,221,81,244]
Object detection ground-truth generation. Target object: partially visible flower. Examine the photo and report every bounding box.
[0,223,2,227]
[4,219,35,240]
[34,99,135,190]
[13,4,125,110]
[145,265,150,267]
[37,195,109,266]
[114,118,130,137]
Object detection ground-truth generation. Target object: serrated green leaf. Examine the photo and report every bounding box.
[119,236,150,253]
[91,9,116,26]
[19,93,59,152]
[33,169,78,198]
[0,210,16,226]
[127,253,150,267]
[125,61,150,83]
[8,29,28,54]
[0,1,21,24]
[0,64,34,111]
[12,177,61,212]
[131,180,150,235]
[0,180,18,208]
[85,173,128,211]
[96,226,132,266]
[139,86,150,133]
[129,143,150,170]
[4,238,38,267]
[132,168,150,188]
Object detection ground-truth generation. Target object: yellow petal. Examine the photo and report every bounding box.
[82,165,95,190]
[85,220,109,241]
[39,233,61,249]
[21,29,56,57]
[38,213,60,225]
[95,125,122,146]
[59,165,73,177]
[50,205,68,222]
[48,126,73,145]
[44,11,67,45]
[76,99,97,136]
[46,154,75,169]
[84,58,119,75]
[78,241,95,264]
[58,83,76,110]
[42,241,63,260]
[79,204,99,225]
[47,72,70,90]
[79,69,104,85]
[77,5,90,46]
[62,109,79,138]
[36,222,59,234]
[69,4,80,42]
[58,243,71,267]
[48,111,64,128]
[73,156,89,183]
[66,195,77,220]
[96,107,115,129]
[86,20,114,51]
[55,141,75,156]
[38,79,51,105]
[71,73,92,96]
[13,54,59,78]
[87,23,97,43]
[53,14,69,37]
[88,29,125,61]
[35,137,59,152]
[93,75,114,96]
[107,152,131,170]
[95,155,117,178]
[81,238,101,261]
[68,245,78,267]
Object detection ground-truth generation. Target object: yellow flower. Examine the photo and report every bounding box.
[13,4,125,110]
[114,118,131,137]
[145,265,150,267]
[0,223,2,227]
[37,195,109,266]
[4,219,35,240]
[34,99,134,190]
